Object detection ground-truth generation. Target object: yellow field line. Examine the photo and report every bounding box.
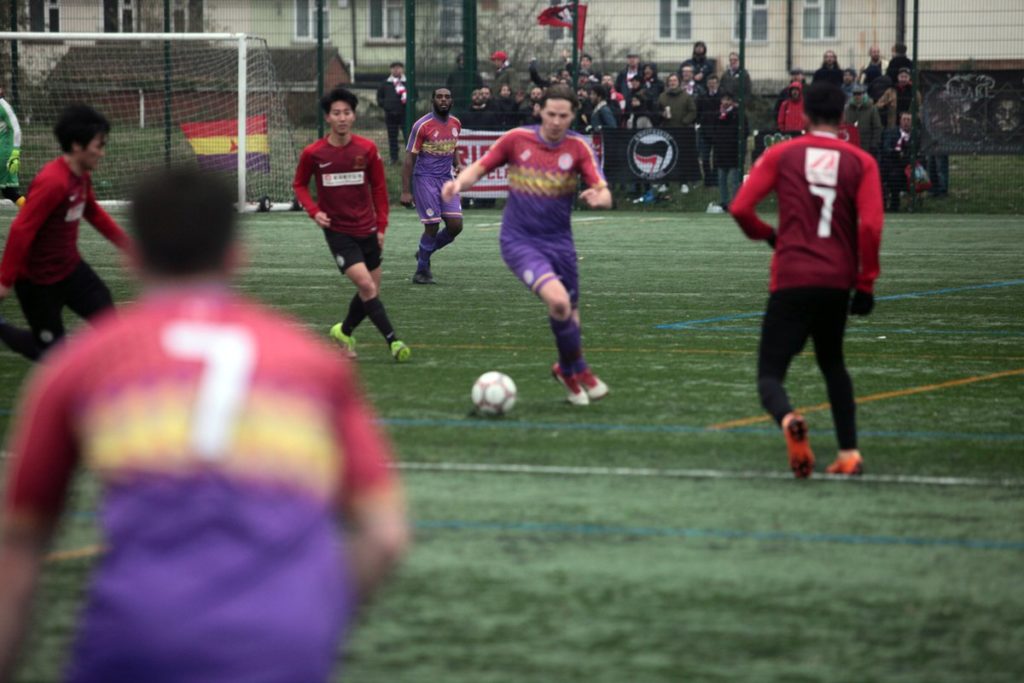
[410,342,1024,363]
[709,367,1024,430]
[46,544,102,563]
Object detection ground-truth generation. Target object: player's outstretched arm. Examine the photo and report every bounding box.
[579,185,612,209]
[442,160,488,201]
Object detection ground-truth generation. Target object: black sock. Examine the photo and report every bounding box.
[0,320,43,361]
[342,294,366,336]
[362,296,397,344]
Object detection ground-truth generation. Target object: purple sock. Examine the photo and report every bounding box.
[418,233,437,270]
[549,316,583,376]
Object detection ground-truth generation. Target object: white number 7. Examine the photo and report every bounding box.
[809,184,836,237]
[162,322,256,460]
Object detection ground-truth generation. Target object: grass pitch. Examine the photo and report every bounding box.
[2,209,1023,682]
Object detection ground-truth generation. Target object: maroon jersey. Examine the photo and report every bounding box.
[292,134,389,237]
[730,131,884,293]
[4,287,395,680]
[0,156,129,287]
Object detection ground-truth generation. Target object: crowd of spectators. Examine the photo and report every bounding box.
[376,40,944,209]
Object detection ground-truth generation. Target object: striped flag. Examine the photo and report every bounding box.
[180,115,270,173]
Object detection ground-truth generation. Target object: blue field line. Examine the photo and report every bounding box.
[379,417,1024,442]
[658,279,1024,330]
[415,519,1024,552]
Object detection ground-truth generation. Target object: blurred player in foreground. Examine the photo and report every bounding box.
[0,85,25,208]
[293,86,410,362]
[402,87,464,285]
[0,104,130,361]
[0,167,409,681]
[729,81,884,477]
[442,84,612,405]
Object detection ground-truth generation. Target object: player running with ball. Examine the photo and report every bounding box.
[729,82,884,478]
[442,84,612,405]
[294,87,410,362]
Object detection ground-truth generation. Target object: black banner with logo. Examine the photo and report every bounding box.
[599,127,702,183]
[920,70,1024,155]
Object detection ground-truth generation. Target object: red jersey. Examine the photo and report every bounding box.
[730,131,884,293]
[292,134,389,236]
[3,287,396,678]
[0,156,130,287]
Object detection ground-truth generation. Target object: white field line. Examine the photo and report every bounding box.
[3,451,1013,488]
[396,461,1024,488]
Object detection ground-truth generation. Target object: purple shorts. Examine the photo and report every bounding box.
[500,237,579,306]
[412,175,462,224]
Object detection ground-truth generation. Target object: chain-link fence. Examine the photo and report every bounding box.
[0,1,1020,212]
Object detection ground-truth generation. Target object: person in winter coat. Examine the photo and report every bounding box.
[843,84,882,155]
[813,50,844,87]
[777,81,805,133]
[713,92,746,209]
[657,73,697,128]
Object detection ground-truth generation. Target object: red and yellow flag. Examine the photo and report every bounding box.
[180,115,269,172]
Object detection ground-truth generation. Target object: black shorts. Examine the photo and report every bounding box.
[758,287,850,375]
[323,230,382,274]
[14,260,114,348]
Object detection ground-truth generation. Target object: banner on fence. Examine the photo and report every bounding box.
[456,129,601,198]
[751,124,862,163]
[599,128,701,184]
[920,70,1024,155]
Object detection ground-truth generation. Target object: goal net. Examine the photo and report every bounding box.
[0,32,298,209]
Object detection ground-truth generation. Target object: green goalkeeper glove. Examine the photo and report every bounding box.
[6,149,20,176]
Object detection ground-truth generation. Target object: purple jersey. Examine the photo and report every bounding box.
[479,126,606,246]
[407,112,461,178]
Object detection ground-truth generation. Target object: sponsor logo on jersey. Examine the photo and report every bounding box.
[558,153,574,171]
[322,171,365,187]
[626,129,677,180]
[318,161,332,168]
[805,148,841,187]
[65,202,85,222]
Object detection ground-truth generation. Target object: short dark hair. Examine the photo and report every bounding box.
[432,87,452,99]
[53,104,110,153]
[707,74,719,81]
[581,53,593,61]
[320,86,359,114]
[540,83,579,111]
[803,81,846,125]
[130,167,237,277]
[590,84,608,101]
[893,43,907,55]
[390,61,404,68]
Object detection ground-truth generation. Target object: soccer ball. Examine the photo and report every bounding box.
[471,371,517,416]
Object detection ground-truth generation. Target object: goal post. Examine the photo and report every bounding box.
[0,32,298,212]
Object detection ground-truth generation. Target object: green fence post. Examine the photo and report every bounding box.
[461,0,477,112]
[909,0,920,211]
[571,1,579,88]
[738,0,748,174]
[9,1,18,108]
[317,0,325,138]
[404,0,416,134]
[164,0,172,167]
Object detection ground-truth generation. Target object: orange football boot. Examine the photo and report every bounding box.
[782,412,815,479]
[826,452,864,476]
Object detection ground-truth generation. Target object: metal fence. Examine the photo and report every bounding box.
[1,0,1020,212]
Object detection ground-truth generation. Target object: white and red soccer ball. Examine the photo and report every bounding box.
[471,371,517,416]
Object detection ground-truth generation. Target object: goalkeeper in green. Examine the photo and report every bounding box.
[0,86,25,208]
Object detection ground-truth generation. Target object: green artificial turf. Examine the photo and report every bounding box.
[2,209,1022,682]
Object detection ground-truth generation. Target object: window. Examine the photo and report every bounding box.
[295,0,329,41]
[173,0,204,33]
[734,0,768,42]
[658,0,691,41]
[803,0,837,40]
[440,0,462,42]
[103,0,137,32]
[29,0,60,32]
[369,0,403,41]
